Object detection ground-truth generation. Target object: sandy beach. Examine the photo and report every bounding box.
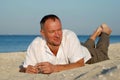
[0,43,120,80]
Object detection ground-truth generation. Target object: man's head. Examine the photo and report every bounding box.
[40,14,63,47]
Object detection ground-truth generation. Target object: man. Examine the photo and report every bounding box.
[19,14,112,74]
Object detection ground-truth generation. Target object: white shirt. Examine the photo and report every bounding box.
[23,29,91,68]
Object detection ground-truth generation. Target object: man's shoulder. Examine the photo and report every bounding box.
[32,36,41,42]
[31,36,45,45]
[63,29,77,37]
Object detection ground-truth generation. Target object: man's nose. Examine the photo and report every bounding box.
[55,31,60,37]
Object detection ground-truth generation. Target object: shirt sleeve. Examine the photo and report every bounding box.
[65,31,91,63]
[81,46,91,63]
[65,31,85,63]
[23,37,40,68]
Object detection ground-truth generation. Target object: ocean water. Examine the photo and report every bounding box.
[0,35,120,53]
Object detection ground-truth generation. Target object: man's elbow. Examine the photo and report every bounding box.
[76,58,85,67]
[19,65,26,73]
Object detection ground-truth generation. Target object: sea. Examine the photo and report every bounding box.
[0,35,120,53]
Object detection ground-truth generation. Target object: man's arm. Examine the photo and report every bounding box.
[55,58,84,72]
[36,58,84,74]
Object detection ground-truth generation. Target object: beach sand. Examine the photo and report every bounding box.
[0,43,120,80]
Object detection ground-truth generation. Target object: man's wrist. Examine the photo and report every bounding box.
[53,65,59,72]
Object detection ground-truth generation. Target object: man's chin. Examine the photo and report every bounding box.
[54,44,61,46]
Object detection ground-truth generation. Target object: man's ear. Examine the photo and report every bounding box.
[40,30,45,38]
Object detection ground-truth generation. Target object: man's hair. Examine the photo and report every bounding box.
[40,14,61,30]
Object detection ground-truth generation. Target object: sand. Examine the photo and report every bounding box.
[0,43,120,80]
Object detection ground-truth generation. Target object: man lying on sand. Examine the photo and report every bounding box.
[19,14,112,74]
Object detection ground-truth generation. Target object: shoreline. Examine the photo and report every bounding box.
[0,42,120,54]
[0,43,120,80]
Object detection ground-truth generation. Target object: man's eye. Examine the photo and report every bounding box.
[49,31,54,33]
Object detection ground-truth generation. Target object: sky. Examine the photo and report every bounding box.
[0,0,120,35]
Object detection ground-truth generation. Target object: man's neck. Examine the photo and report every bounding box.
[47,44,59,56]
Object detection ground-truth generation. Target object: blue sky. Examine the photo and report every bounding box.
[0,0,120,35]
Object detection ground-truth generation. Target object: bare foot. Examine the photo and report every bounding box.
[101,23,112,35]
[90,26,102,41]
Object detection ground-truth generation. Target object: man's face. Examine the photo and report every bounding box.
[41,19,62,46]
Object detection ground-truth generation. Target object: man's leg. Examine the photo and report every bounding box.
[95,24,112,61]
[83,24,112,64]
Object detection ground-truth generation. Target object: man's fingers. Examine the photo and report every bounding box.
[35,62,54,74]
[26,65,38,74]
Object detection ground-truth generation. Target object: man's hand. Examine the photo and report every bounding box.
[36,62,55,74]
[25,65,39,74]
